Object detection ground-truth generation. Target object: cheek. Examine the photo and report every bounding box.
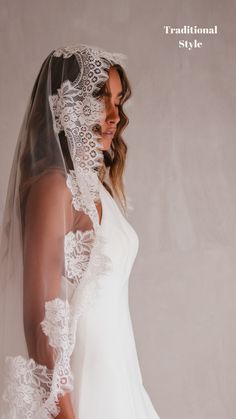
[99,110,107,126]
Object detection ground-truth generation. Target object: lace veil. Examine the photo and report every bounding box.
[0,44,127,418]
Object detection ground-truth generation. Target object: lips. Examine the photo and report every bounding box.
[103,129,116,136]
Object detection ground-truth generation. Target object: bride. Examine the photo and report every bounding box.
[0,44,161,419]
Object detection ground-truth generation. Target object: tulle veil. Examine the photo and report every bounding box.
[0,44,127,418]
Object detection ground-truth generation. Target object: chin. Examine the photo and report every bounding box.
[101,140,112,151]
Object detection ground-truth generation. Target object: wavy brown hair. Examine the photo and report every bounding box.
[58,62,132,212]
[95,63,132,213]
[19,54,132,233]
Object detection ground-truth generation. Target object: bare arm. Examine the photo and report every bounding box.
[57,394,76,419]
[23,171,75,418]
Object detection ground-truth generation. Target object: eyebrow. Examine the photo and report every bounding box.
[103,89,123,98]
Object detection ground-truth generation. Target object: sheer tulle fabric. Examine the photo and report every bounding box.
[0,44,127,418]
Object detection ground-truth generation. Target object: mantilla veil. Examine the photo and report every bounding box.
[0,44,128,418]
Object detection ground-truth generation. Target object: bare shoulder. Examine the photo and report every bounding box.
[28,170,71,204]
[25,170,72,226]
[23,170,74,234]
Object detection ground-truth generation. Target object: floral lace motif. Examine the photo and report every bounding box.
[2,44,119,419]
[49,44,127,174]
[3,356,53,419]
[66,169,100,229]
[64,171,112,316]
[49,44,126,227]
[53,43,127,62]
[3,299,74,419]
[72,228,112,319]
[2,185,112,419]
[64,228,95,285]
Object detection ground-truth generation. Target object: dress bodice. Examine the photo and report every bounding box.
[69,182,161,419]
[97,181,139,282]
[62,180,139,303]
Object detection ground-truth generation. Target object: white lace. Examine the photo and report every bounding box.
[64,171,112,317]
[3,299,74,419]
[71,228,112,319]
[64,228,95,285]
[49,44,126,174]
[2,44,121,418]
[66,169,100,229]
[49,45,126,229]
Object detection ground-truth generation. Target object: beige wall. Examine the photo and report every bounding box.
[1,0,236,418]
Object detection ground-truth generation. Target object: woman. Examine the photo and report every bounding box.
[0,44,161,419]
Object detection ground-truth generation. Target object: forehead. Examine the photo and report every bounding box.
[105,67,122,92]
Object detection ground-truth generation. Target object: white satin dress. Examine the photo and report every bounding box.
[70,181,161,419]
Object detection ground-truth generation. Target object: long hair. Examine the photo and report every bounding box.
[19,54,132,233]
[95,63,132,212]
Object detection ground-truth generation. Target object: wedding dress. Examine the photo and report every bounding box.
[0,44,161,418]
[67,178,161,419]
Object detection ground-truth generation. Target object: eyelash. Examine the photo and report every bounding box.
[98,96,121,108]
[100,91,122,104]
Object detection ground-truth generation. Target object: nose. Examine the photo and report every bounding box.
[105,102,120,126]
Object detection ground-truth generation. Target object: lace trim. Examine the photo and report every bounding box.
[64,168,112,314]
[72,228,112,318]
[3,356,54,419]
[49,45,127,175]
[2,44,119,418]
[53,43,127,64]
[64,228,95,285]
[3,299,74,419]
[2,205,112,418]
[2,229,112,418]
[66,169,100,229]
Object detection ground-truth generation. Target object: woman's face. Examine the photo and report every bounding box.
[98,67,123,151]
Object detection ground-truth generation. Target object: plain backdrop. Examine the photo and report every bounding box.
[1,1,236,418]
